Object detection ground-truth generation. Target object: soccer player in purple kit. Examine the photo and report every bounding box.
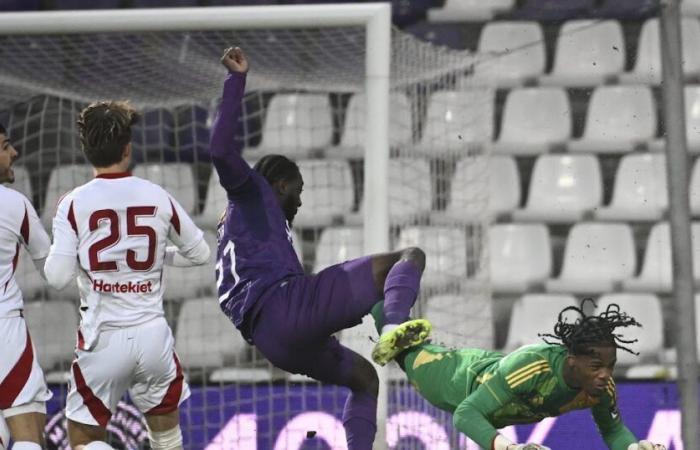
[209,46,432,450]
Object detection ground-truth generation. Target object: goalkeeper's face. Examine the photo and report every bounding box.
[277,174,303,224]
[0,133,18,184]
[569,345,617,397]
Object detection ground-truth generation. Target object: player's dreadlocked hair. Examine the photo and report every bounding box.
[253,154,300,185]
[539,298,642,356]
[77,100,140,168]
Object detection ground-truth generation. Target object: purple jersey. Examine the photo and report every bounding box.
[210,72,304,338]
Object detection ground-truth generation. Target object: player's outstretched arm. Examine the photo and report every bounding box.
[209,46,252,193]
[165,196,210,267]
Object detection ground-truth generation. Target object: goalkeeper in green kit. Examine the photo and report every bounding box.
[369,299,667,450]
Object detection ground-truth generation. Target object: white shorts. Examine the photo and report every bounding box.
[66,317,190,427]
[0,316,52,414]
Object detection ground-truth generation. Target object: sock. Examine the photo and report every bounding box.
[342,391,377,450]
[11,443,42,450]
[370,301,385,334]
[383,260,421,326]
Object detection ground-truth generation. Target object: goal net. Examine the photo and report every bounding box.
[1,5,492,449]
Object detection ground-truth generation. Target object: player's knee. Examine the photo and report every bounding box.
[401,247,425,272]
[347,359,379,397]
[147,425,183,450]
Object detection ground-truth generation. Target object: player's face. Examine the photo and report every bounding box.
[0,134,18,184]
[279,174,303,224]
[572,345,617,397]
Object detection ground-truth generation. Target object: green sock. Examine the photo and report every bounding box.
[370,300,385,335]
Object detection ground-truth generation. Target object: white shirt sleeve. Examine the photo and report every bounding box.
[19,199,51,280]
[166,196,209,265]
[45,196,79,290]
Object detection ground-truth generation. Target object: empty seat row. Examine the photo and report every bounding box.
[456,18,700,87]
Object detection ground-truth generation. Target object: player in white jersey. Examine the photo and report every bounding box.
[0,123,53,450]
[44,101,210,450]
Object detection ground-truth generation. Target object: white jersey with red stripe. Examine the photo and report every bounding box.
[0,185,49,318]
[49,172,204,349]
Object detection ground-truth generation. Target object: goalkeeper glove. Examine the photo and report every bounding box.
[627,441,667,450]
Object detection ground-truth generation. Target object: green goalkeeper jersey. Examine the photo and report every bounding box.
[402,342,637,450]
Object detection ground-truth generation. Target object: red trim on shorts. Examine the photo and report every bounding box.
[0,328,34,409]
[169,200,181,235]
[147,353,183,415]
[67,201,79,235]
[20,205,29,243]
[95,172,131,179]
[72,361,111,427]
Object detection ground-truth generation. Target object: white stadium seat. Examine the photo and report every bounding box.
[470,21,545,87]
[539,20,625,87]
[595,153,668,222]
[327,92,413,159]
[396,226,467,289]
[163,230,217,301]
[502,294,578,352]
[23,300,78,371]
[595,293,664,366]
[490,223,552,293]
[546,222,636,294]
[250,93,333,159]
[623,222,700,293]
[567,86,657,154]
[415,89,494,156]
[648,86,700,153]
[7,165,32,200]
[427,0,515,22]
[620,18,700,85]
[313,226,363,273]
[294,159,354,228]
[41,164,93,227]
[197,170,227,229]
[513,154,602,223]
[133,163,196,215]
[490,87,571,155]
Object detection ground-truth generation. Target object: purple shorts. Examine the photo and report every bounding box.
[250,256,380,384]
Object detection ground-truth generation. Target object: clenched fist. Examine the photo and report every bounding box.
[221,46,248,74]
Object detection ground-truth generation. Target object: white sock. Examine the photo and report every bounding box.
[381,324,399,335]
[11,442,42,450]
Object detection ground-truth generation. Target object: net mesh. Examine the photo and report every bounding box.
[2,22,492,449]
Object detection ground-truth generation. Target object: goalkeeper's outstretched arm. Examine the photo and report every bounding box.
[209,46,251,194]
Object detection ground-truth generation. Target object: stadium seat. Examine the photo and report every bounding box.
[0,0,40,10]
[133,163,197,214]
[443,155,521,222]
[131,108,177,163]
[7,165,32,201]
[53,0,120,8]
[502,294,578,352]
[23,300,77,371]
[514,0,595,21]
[14,246,46,301]
[490,223,552,293]
[683,0,700,16]
[427,0,515,22]
[489,87,571,155]
[327,92,413,159]
[623,222,700,293]
[250,93,333,159]
[512,154,602,223]
[620,18,700,85]
[425,294,493,350]
[648,86,700,153]
[175,297,247,369]
[40,164,94,227]
[470,21,545,87]
[338,315,381,370]
[567,86,657,154]
[174,104,210,162]
[595,294,664,366]
[539,20,625,87]
[414,89,494,156]
[403,22,467,49]
[353,157,432,224]
[546,222,636,294]
[163,231,217,301]
[312,226,363,273]
[294,159,354,228]
[595,153,668,222]
[691,158,700,215]
[197,170,227,229]
[595,0,659,20]
[396,226,467,289]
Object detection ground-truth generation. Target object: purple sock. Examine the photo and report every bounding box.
[342,391,377,450]
[383,260,421,325]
